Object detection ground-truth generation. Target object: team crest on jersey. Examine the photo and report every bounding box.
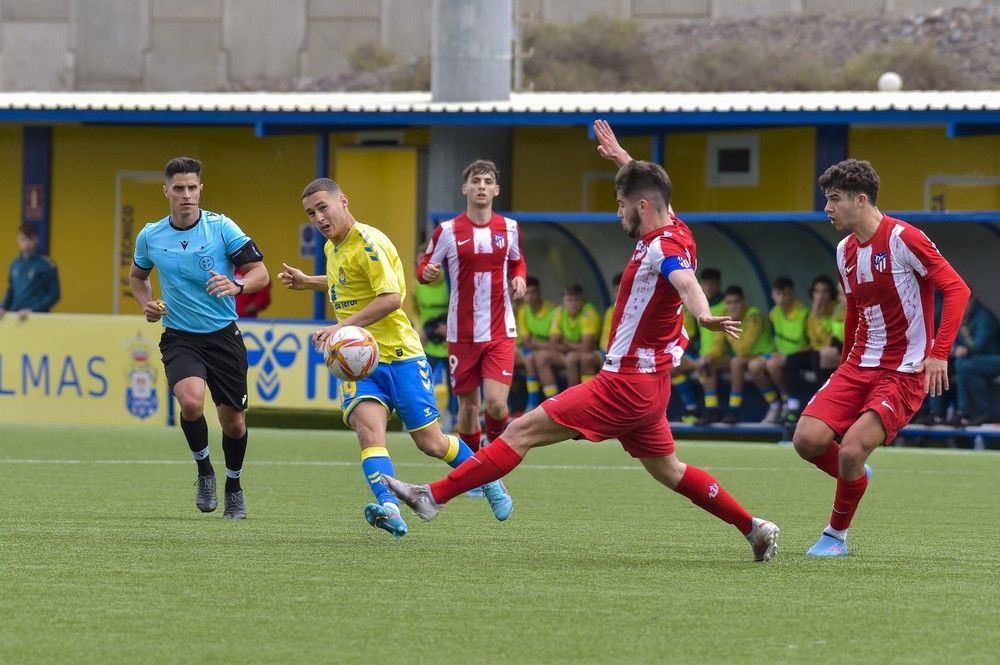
[873,252,889,273]
[199,256,215,271]
[338,266,347,285]
[632,241,648,262]
[493,233,506,249]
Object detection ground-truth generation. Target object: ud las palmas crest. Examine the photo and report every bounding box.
[126,332,159,419]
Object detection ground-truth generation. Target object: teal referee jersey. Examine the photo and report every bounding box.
[133,209,260,333]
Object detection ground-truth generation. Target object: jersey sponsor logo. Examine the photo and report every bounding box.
[333,299,359,310]
[880,399,895,413]
[708,483,719,498]
[873,252,889,273]
[199,256,215,271]
[844,264,855,274]
[338,266,347,285]
[493,233,506,249]
[501,369,512,376]
[457,239,471,246]
[180,240,189,250]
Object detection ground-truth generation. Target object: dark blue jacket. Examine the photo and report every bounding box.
[956,301,1000,356]
[2,253,60,312]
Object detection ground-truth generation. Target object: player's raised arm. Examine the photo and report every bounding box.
[668,268,741,340]
[594,119,633,167]
[277,262,327,291]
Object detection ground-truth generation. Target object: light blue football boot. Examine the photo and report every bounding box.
[806,532,849,557]
[482,480,513,521]
[364,502,408,539]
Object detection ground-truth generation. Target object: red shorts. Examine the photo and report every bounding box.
[448,337,516,396]
[541,371,675,458]
[802,362,926,444]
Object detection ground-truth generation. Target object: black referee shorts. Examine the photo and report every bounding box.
[159,322,249,410]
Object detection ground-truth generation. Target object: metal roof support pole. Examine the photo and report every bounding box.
[427,0,513,226]
[313,131,329,321]
[814,125,848,211]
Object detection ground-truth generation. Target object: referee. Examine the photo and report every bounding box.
[129,157,269,519]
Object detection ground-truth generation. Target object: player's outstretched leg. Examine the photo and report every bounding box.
[364,502,409,538]
[746,517,780,562]
[382,476,441,522]
[195,474,218,513]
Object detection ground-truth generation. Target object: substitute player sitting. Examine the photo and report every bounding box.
[385,153,780,563]
[516,276,556,411]
[278,178,512,539]
[535,284,603,394]
[793,159,969,556]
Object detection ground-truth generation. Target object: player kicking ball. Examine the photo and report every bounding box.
[278,178,512,539]
[792,160,969,556]
[384,126,780,562]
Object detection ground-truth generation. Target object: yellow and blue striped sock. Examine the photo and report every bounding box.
[705,392,719,409]
[729,392,743,409]
[763,388,778,404]
[440,434,474,469]
[360,446,398,508]
[543,385,558,398]
[526,375,541,408]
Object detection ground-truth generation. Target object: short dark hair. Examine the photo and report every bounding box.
[462,159,499,183]
[810,274,836,295]
[165,157,202,181]
[818,159,880,205]
[724,285,744,299]
[699,267,721,282]
[564,283,584,297]
[772,276,794,291]
[525,276,540,289]
[302,178,341,199]
[614,160,672,211]
[18,223,38,239]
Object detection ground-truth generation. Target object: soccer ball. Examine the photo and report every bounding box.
[324,326,379,381]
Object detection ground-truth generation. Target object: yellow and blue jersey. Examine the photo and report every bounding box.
[325,221,423,364]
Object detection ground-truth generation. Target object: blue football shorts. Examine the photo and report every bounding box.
[341,356,440,431]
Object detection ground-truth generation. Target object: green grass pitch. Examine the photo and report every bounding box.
[1,422,998,664]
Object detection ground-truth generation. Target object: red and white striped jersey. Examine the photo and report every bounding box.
[418,212,527,343]
[837,214,955,372]
[603,217,695,375]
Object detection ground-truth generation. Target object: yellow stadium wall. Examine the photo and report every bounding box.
[665,127,815,212]
[0,125,24,272]
[849,126,1000,210]
[511,126,815,213]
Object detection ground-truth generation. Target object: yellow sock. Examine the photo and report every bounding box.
[543,385,558,397]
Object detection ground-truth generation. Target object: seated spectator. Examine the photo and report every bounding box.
[0,224,60,321]
[763,276,809,423]
[710,285,781,425]
[234,265,272,318]
[692,267,731,425]
[535,283,602,396]
[516,276,556,410]
[780,275,842,423]
[948,295,1000,426]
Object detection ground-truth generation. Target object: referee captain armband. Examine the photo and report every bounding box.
[659,255,692,278]
[230,239,264,266]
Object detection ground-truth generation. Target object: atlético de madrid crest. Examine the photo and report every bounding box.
[873,252,888,273]
[493,232,506,249]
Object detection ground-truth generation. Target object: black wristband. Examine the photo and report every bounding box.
[234,280,245,295]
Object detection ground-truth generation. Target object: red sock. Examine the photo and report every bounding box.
[484,413,510,443]
[459,430,482,453]
[807,442,840,478]
[674,465,753,535]
[829,473,868,531]
[429,437,523,504]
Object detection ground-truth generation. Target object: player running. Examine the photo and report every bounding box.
[793,159,970,556]
[417,160,527,454]
[277,178,512,539]
[385,144,781,563]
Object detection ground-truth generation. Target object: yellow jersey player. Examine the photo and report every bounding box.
[277,178,512,538]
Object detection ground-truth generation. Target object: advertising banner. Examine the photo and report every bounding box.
[1,315,342,426]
